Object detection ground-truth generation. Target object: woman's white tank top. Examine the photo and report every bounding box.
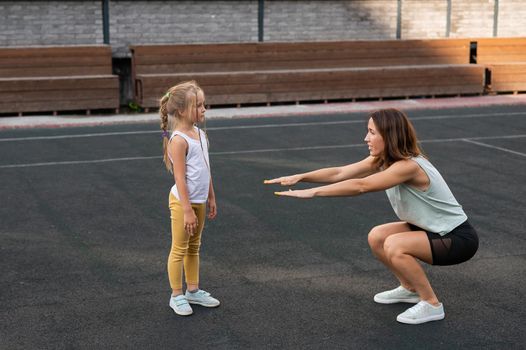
[385,156,467,235]
[168,127,210,203]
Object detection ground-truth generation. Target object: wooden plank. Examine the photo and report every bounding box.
[133,47,468,65]
[131,39,471,75]
[139,84,483,107]
[134,56,469,74]
[0,45,114,77]
[137,73,483,96]
[476,37,526,63]
[0,98,119,114]
[477,54,526,63]
[489,82,526,91]
[487,63,526,74]
[0,66,112,78]
[137,72,484,106]
[478,46,526,55]
[475,38,526,46]
[133,56,469,72]
[0,45,112,58]
[0,55,111,68]
[130,39,469,55]
[0,76,119,92]
[136,65,483,86]
[0,88,119,103]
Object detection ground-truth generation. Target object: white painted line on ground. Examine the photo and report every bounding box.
[1,134,525,169]
[1,111,525,142]
[462,139,526,157]
[0,156,161,169]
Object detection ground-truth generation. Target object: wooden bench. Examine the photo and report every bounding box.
[131,39,485,109]
[0,45,120,115]
[477,37,526,94]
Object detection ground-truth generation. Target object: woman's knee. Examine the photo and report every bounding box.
[368,226,387,249]
[384,236,404,261]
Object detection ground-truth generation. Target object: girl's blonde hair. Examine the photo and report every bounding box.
[159,80,202,173]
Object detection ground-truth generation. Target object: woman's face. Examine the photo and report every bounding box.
[364,117,385,157]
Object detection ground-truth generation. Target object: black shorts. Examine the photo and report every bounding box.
[408,220,479,266]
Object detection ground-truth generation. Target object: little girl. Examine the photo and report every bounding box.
[159,80,219,316]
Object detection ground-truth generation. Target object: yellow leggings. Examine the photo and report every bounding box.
[167,193,206,290]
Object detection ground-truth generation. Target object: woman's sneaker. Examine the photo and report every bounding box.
[396,301,445,324]
[185,289,220,307]
[169,295,193,316]
[374,286,420,304]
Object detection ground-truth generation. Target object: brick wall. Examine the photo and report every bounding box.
[401,0,448,39]
[498,0,526,37]
[450,0,494,38]
[264,0,398,41]
[109,1,258,57]
[1,0,525,57]
[0,1,102,46]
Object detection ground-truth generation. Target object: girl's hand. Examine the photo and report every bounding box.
[274,189,315,199]
[207,197,217,219]
[184,210,198,236]
[264,174,302,186]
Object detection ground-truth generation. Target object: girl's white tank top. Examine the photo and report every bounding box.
[168,127,210,204]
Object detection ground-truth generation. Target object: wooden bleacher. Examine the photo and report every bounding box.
[130,39,485,109]
[476,37,526,94]
[0,45,120,115]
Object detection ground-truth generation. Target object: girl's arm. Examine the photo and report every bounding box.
[168,136,198,235]
[264,156,378,186]
[207,178,217,219]
[275,159,418,198]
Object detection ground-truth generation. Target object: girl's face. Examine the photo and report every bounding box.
[364,118,385,157]
[181,90,206,124]
[194,90,206,124]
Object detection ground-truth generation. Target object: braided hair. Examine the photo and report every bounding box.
[159,80,201,173]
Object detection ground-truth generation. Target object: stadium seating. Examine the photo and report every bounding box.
[130,39,485,109]
[476,37,526,94]
[0,45,120,115]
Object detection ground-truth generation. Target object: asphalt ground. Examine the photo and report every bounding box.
[1,104,525,349]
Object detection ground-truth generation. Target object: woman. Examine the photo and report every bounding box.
[264,108,478,325]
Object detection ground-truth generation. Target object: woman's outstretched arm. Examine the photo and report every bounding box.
[264,156,378,186]
[274,159,418,198]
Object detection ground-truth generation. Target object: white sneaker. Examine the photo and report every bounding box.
[374,286,420,304]
[185,289,220,307]
[396,301,445,324]
[169,295,193,316]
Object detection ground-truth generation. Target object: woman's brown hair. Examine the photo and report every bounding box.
[369,108,424,168]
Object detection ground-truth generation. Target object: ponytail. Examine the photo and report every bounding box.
[159,80,201,173]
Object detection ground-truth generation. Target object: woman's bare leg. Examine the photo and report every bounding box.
[368,222,416,290]
[383,231,439,305]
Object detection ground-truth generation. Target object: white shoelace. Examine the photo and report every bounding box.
[406,302,427,316]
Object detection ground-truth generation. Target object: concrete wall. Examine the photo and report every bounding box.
[1,0,525,57]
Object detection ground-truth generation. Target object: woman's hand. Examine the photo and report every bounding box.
[274,188,315,199]
[264,174,302,186]
[184,209,198,236]
[207,197,217,219]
